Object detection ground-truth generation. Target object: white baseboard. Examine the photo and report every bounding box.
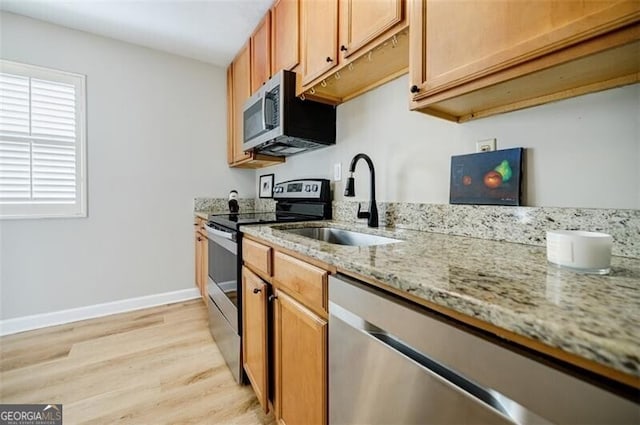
[0,288,201,336]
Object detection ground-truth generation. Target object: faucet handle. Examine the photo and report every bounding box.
[356,203,370,219]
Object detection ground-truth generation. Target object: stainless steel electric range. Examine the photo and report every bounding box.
[203,179,331,383]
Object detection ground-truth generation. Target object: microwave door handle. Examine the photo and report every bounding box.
[261,94,267,131]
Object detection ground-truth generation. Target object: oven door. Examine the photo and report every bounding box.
[204,223,239,332]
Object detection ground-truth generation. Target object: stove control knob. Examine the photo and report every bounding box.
[312,184,319,192]
[305,185,311,192]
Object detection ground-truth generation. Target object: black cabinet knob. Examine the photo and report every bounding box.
[340,45,347,52]
[326,56,333,62]
[253,288,261,294]
[268,294,278,302]
[410,85,420,94]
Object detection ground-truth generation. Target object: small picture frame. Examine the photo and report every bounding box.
[449,147,524,206]
[259,174,274,198]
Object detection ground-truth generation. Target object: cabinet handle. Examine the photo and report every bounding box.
[268,294,278,302]
[253,288,262,294]
[326,56,333,63]
[410,85,420,94]
[340,45,347,52]
[197,237,202,241]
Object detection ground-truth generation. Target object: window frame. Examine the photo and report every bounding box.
[0,59,87,219]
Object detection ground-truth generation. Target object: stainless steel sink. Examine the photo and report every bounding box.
[283,227,401,246]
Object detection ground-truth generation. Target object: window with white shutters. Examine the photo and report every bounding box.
[0,60,86,218]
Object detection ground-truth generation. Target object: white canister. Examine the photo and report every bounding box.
[546,230,613,274]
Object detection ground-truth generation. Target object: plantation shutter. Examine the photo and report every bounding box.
[0,60,86,218]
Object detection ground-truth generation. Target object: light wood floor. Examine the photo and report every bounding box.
[0,299,275,425]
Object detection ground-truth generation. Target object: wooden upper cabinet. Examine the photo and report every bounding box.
[226,66,235,165]
[298,0,408,103]
[226,23,285,168]
[251,12,272,93]
[409,0,640,122]
[229,43,252,164]
[271,0,300,74]
[301,0,339,85]
[338,0,404,59]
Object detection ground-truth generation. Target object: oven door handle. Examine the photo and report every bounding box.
[205,224,234,240]
[204,224,237,255]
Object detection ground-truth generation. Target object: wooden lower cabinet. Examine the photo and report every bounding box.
[242,267,270,413]
[242,239,329,425]
[194,219,207,299]
[274,289,327,425]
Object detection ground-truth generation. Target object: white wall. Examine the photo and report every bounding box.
[0,12,255,320]
[265,75,640,209]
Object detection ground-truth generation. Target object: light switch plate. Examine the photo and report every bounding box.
[476,138,497,152]
[334,163,341,181]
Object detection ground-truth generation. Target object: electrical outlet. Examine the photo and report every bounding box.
[476,138,497,152]
[333,163,341,181]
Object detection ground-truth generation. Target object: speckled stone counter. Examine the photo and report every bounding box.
[333,200,640,258]
[242,221,640,380]
[193,197,255,214]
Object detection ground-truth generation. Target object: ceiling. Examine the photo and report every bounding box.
[0,0,273,67]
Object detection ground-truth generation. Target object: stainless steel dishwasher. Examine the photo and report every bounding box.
[329,274,639,425]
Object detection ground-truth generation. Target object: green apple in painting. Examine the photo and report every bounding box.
[494,160,513,182]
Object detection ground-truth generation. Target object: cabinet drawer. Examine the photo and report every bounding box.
[273,251,327,315]
[243,238,272,276]
[194,217,206,233]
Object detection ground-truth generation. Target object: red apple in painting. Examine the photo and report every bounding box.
[483,170,502,188]
[462,175,472,186]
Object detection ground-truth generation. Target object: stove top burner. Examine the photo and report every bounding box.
[208,210,319,230]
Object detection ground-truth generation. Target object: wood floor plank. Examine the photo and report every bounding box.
[68,316,209,361]
[3,333,214,403]
[0,300,273,424]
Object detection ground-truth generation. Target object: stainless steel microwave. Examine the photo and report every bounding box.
[242,70,336,157]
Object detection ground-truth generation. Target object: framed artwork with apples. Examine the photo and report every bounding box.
[449,148,524,206]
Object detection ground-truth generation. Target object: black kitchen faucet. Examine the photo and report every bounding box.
[344,153,378,228]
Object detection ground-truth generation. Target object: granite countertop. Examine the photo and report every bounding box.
[194,209,232,220]
[242,221,640,380]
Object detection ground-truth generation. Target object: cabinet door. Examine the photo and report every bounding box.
[226,66,234,165]
[339,0,404,59]
[195,232,202,294]
[272,0,300,74]
[251,12,272,93]
[301,0,339,85]
[412,0,639,96]
[229,43,252,164]
[275,290,327,425]
[242,267,269,413]
[199,232,208,299]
